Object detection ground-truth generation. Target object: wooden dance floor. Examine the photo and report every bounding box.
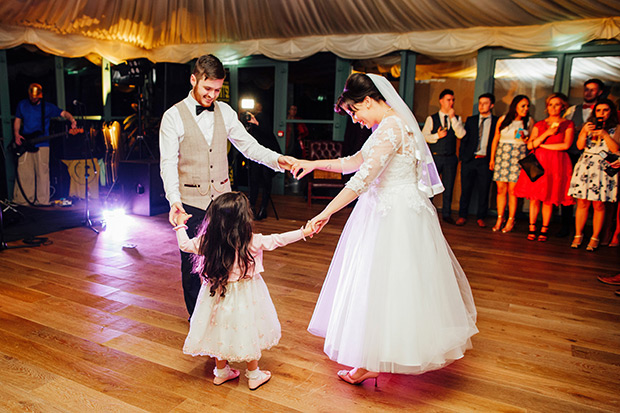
[0,195,618,412]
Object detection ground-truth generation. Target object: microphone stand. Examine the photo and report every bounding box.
[74,103,99,234]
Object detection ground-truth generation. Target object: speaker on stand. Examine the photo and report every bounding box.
[118,160,167,216]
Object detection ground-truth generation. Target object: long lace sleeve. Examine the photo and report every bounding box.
[339,152,363,174]
[345,116,403,195]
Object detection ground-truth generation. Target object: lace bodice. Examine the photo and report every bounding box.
[343,115,433,215]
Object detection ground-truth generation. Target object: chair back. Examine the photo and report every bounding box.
[309,141,342,159]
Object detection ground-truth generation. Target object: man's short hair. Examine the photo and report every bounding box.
[439,89,454,100]
[584,78,605,91]
[479,93,495,105]
[193,54,226,81]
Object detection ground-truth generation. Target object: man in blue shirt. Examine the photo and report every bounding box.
[13,83,76,206]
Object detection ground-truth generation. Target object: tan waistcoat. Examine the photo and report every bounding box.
[176,102,231,210]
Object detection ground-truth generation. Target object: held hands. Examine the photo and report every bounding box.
[169,202,188,226]
[278,155,297,171]
[175,212,192,227]
[291,159,316,180]
[307,212,331,235]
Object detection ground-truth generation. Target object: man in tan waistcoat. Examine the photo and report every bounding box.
[160,54,295,317]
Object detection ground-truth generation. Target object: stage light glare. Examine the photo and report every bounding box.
[241,99,255,110]
[102,207,126,220]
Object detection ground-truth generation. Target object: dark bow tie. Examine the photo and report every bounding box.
[196,104,214,115]
[583,103,594,109]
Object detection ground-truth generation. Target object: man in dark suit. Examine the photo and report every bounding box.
[456,93,498,227]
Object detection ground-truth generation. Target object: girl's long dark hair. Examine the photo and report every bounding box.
[586,98,619,131]
[499,95,530,131]
[192,192,255,298]
[335,72,385,115]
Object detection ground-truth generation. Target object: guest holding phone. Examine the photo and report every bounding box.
[567,99,620,251]
[515,93,574,242]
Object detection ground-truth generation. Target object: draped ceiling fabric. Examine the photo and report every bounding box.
[0,0,619,64]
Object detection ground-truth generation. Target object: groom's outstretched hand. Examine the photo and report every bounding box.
[278,155,297,171]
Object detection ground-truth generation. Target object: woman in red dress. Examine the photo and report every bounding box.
[515,93,575,241]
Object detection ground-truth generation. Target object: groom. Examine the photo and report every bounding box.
[159,54,295,316]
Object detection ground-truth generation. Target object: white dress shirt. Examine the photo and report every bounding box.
[475,115,492,156]
[160,92,282,206]
[422,110,466,144]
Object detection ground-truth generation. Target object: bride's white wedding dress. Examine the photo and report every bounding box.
[308,114,478,374]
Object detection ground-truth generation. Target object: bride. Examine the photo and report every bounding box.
[292,73,478,385]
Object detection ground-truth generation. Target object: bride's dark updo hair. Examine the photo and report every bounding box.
[335,73,385,115]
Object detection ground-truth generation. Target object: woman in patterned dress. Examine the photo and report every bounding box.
[567,99,620,251]
[489,95,534,233]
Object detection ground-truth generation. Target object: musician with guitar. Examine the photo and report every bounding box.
[12,83,77,206]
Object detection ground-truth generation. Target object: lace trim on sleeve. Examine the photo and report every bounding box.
[345,116,403,195]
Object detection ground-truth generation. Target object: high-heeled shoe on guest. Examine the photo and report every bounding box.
[586,237,599,252]
[527,224,537,241]
[501,217,515,233]
[571,234,583,248]
[537,226,549,242]
[337,368,379,386]
[492,215,504,232]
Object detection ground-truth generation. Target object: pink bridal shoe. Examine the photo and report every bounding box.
[337,368,379,386]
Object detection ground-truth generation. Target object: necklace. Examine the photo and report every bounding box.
[381,107,393,122]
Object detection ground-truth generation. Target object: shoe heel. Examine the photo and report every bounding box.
[586,237,599,252]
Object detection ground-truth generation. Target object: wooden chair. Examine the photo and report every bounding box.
[307,140,346,205]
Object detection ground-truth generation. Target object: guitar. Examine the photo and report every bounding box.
[9,128,83,157]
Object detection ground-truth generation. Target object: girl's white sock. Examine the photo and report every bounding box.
[214,365,232,378]
[246,368,261,380]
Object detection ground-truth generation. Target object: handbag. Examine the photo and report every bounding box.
[518,152,545,182]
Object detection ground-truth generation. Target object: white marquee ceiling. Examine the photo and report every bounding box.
[0,0,619,63]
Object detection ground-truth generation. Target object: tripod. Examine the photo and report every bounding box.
[0,203,41,250]
[125,86,155,160]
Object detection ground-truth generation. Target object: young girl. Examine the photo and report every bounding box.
[174,191,313,390]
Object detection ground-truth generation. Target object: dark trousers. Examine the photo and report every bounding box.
[180,203,207,317]
[560,152,581,233]
[459,157,492,219]
[249,162,273,212]
[433,154,458,218]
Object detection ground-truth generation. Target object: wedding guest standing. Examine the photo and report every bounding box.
[489,95,533,233]
[515,93,575,241]
[456,93,498,227]
[567,99,619,251]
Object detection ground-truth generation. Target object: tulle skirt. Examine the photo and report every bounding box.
[308,188,478,374]
[183,275,281,362]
